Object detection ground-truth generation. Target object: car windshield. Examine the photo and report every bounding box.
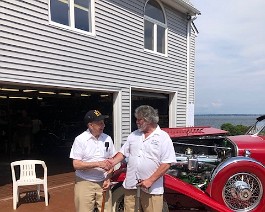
[246,115,265,135]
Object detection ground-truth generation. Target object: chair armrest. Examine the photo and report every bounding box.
[41,161,48,181]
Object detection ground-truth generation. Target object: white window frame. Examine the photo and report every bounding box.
[144,0,168,56]
[113,91,122,151]
[48,0,95,36]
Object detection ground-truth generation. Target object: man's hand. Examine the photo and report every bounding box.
[137,163,171,191]
[106,152,125,167]
[138,179,152,191]
[106,158,115,166]
[98,160,113,171]
[102,178,111,191]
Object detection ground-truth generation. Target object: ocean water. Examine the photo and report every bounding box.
[194,114,262,129]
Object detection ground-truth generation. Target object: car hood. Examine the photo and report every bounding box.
[228,134,265,147]
[227,135,265,163]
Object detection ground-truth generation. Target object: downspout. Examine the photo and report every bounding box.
[186,15,197,126]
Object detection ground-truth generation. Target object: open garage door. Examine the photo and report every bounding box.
[131,91,169,131]
[0,84,113,159]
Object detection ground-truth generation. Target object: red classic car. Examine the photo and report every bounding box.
[111,115,265,212]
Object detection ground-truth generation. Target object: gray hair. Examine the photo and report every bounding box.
[134,105,159,124]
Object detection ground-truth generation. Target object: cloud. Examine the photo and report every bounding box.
[211,100,223,108]
[192,0,265,114]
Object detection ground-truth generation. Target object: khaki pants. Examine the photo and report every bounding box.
[74,176,112,212]
[124,189,163,212]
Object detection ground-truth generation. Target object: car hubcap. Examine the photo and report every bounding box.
[223,173,263,211]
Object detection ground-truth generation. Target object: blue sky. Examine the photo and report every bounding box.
[191,0,265,114]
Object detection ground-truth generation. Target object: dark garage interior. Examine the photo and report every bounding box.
[0,84,169,186]
[0,84,114,186]
[0,85,114,159]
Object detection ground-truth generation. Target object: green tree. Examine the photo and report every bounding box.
[221,123,250,135]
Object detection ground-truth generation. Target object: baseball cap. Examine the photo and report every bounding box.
[84,110,108,125]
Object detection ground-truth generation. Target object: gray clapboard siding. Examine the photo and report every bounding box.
[0,0,198,140]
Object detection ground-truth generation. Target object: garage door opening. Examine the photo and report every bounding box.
[0,85,113,160]
[131,91,169,131]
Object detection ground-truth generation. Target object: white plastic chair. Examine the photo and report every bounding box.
[10,160,48,210]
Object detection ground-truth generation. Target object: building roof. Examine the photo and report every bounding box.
[162,0,201,16]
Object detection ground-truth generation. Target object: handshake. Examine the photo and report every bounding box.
[98,158,115,171]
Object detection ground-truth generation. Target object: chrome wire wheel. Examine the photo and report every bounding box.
[222,172,263,211]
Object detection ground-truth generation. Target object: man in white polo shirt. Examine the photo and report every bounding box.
[70,109,116,212]
[110,105,176,212]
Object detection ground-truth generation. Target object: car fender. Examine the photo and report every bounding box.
[112,168,232,211]
[210,156,265,181]
[206,157,265,212]
[164,174,232,212]
[111,168,126,183]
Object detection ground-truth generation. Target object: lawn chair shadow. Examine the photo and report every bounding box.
[18,190,48,206]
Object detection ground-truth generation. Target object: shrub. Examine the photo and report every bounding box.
[221,123,250,135]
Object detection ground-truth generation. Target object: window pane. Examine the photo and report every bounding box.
[144,20,154,50]
[157,25,165,53]
[74,0,90,31]
[50,0,69,26]
[145,0,165,23]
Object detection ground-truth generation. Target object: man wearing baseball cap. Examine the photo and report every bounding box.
[70,109,116,212]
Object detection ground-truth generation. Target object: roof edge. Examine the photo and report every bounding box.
[163,0,201,16]
[175,0,201,15]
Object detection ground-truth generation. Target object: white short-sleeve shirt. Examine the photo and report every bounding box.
[70,130,116,182]
[120,126,176,194]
